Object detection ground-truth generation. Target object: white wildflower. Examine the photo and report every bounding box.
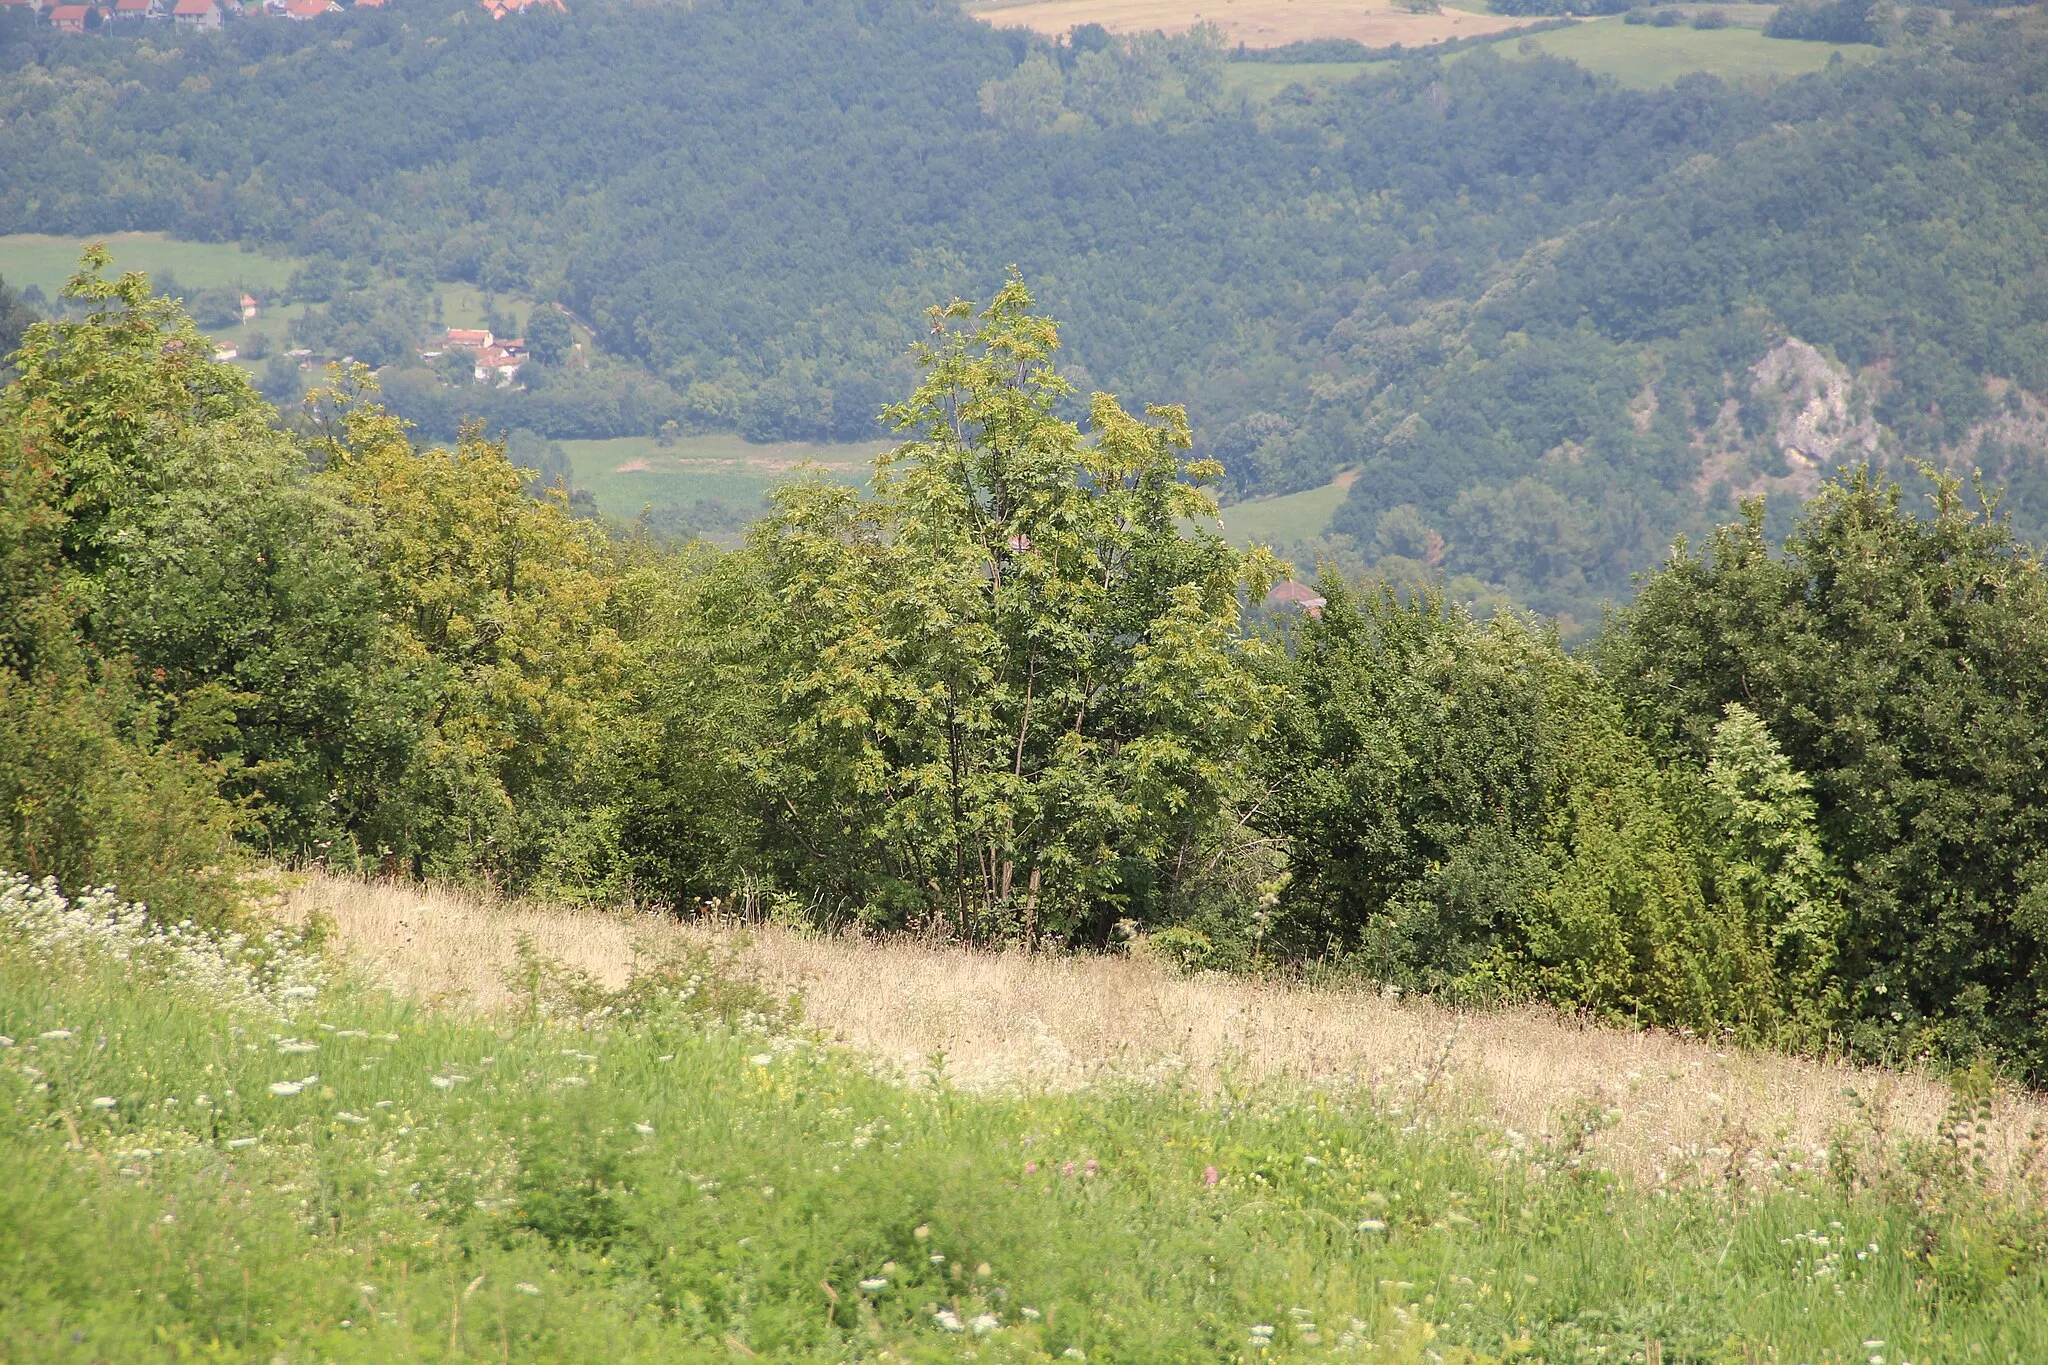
[269,1081,304,1097]
[1063,1350,1086,1361]
[933,1309,965,1333]
[0,876,324,1016]
[39,1029,73,1041]
[515,1282,541,1296]
[553,1075,588,1087]
[227,1137,258,1149]
[1358,1219,1387,1233]
[859,1278,888,1292]
[1021,1307,1042,1320]
[90,1096,118,1109]
[970,1314,1000,1335]
[634,1123,655,1135]
[0,1036,13,1047]
[278,1040,319,1055]
[337,1112,369,1125]
[431,1076,453,1090]
[750,1054,773,1066]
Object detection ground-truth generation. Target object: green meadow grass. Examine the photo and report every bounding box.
[6,904,2048,1361]
[1222,62,1381,101]
[0,232,299,299]
[563,435,886,524]
[1218,476,1355,551]
[1503,18,1881,88]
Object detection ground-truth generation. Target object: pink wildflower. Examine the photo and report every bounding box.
[1203,1165,1219,1186]
[1025,1161,1038,1175]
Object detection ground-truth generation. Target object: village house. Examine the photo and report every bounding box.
[281,0,337,19]
[239,293,259,321]
[1265,580,1328,620]
[171,0,219,26]
[444,327,494,349]
[109,0,151,20]
[479,0,564,18]
[47,3,93,30]
[472,341,525,386]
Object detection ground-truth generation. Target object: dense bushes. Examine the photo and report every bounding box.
[12,264,2048,1077]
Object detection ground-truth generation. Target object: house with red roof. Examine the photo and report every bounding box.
[479,0,562,18]
[281,0,336,18]
[171,0,218,25]
[110,0,151,19]
[47,3,92,30]
[1265,580,1328,620]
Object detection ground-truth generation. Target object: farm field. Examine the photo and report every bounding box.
[1218,470,1355,549]
[6,869,2048,1360]
[1222,59,1379,99]
[561,434,885,525]
[0,231,297,300]
[1501,17,1882,87]
[968,0,1535,49]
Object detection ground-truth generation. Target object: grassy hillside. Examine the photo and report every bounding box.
[1501,17,1881,87]
[0,232,295,299]
[562,435,885,525]
[6,874,2048,1360]
[1218,472,1355,549]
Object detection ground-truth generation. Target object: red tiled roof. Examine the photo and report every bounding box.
[48,4,90,17]
[172,0,214,14]
[284,0,329,14]
[115,0,151,11]
[445,328,492,347]
[1266,581,1328,609]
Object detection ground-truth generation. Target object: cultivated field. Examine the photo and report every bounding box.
[968,0,1536,50]
[283,871,2048,1193]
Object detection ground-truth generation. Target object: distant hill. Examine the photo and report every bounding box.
[2,0,2045,623]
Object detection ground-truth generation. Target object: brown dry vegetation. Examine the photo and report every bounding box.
[280,870,2048,1190]
[967,0,1538,50]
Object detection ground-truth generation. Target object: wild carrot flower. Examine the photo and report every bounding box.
[90,1096,117,1109]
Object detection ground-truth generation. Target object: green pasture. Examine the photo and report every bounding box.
[1223,60,1380,100]
[563,434,886,524]
[1218,473,1354,550]
[1503,17,1881,87]
[0,232,297,300]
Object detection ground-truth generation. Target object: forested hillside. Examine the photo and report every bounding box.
[5,0,2045,620]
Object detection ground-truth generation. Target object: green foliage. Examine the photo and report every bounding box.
[1765,0,1884,43]
[1603,465,2048,1071]
[1264,583,1774,1029]
[726,279,1280,940]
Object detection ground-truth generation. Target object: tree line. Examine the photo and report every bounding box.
[7,262,2048,1077]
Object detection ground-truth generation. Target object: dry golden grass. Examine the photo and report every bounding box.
[280,870,2048,1188]
[967,0,1537,50]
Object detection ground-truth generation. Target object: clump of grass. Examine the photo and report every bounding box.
[4,890,2048,1360]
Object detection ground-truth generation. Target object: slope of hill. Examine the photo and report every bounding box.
[8,870,2048,1359]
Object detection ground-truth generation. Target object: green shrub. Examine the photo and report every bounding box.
[1603,467,2048,1074]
